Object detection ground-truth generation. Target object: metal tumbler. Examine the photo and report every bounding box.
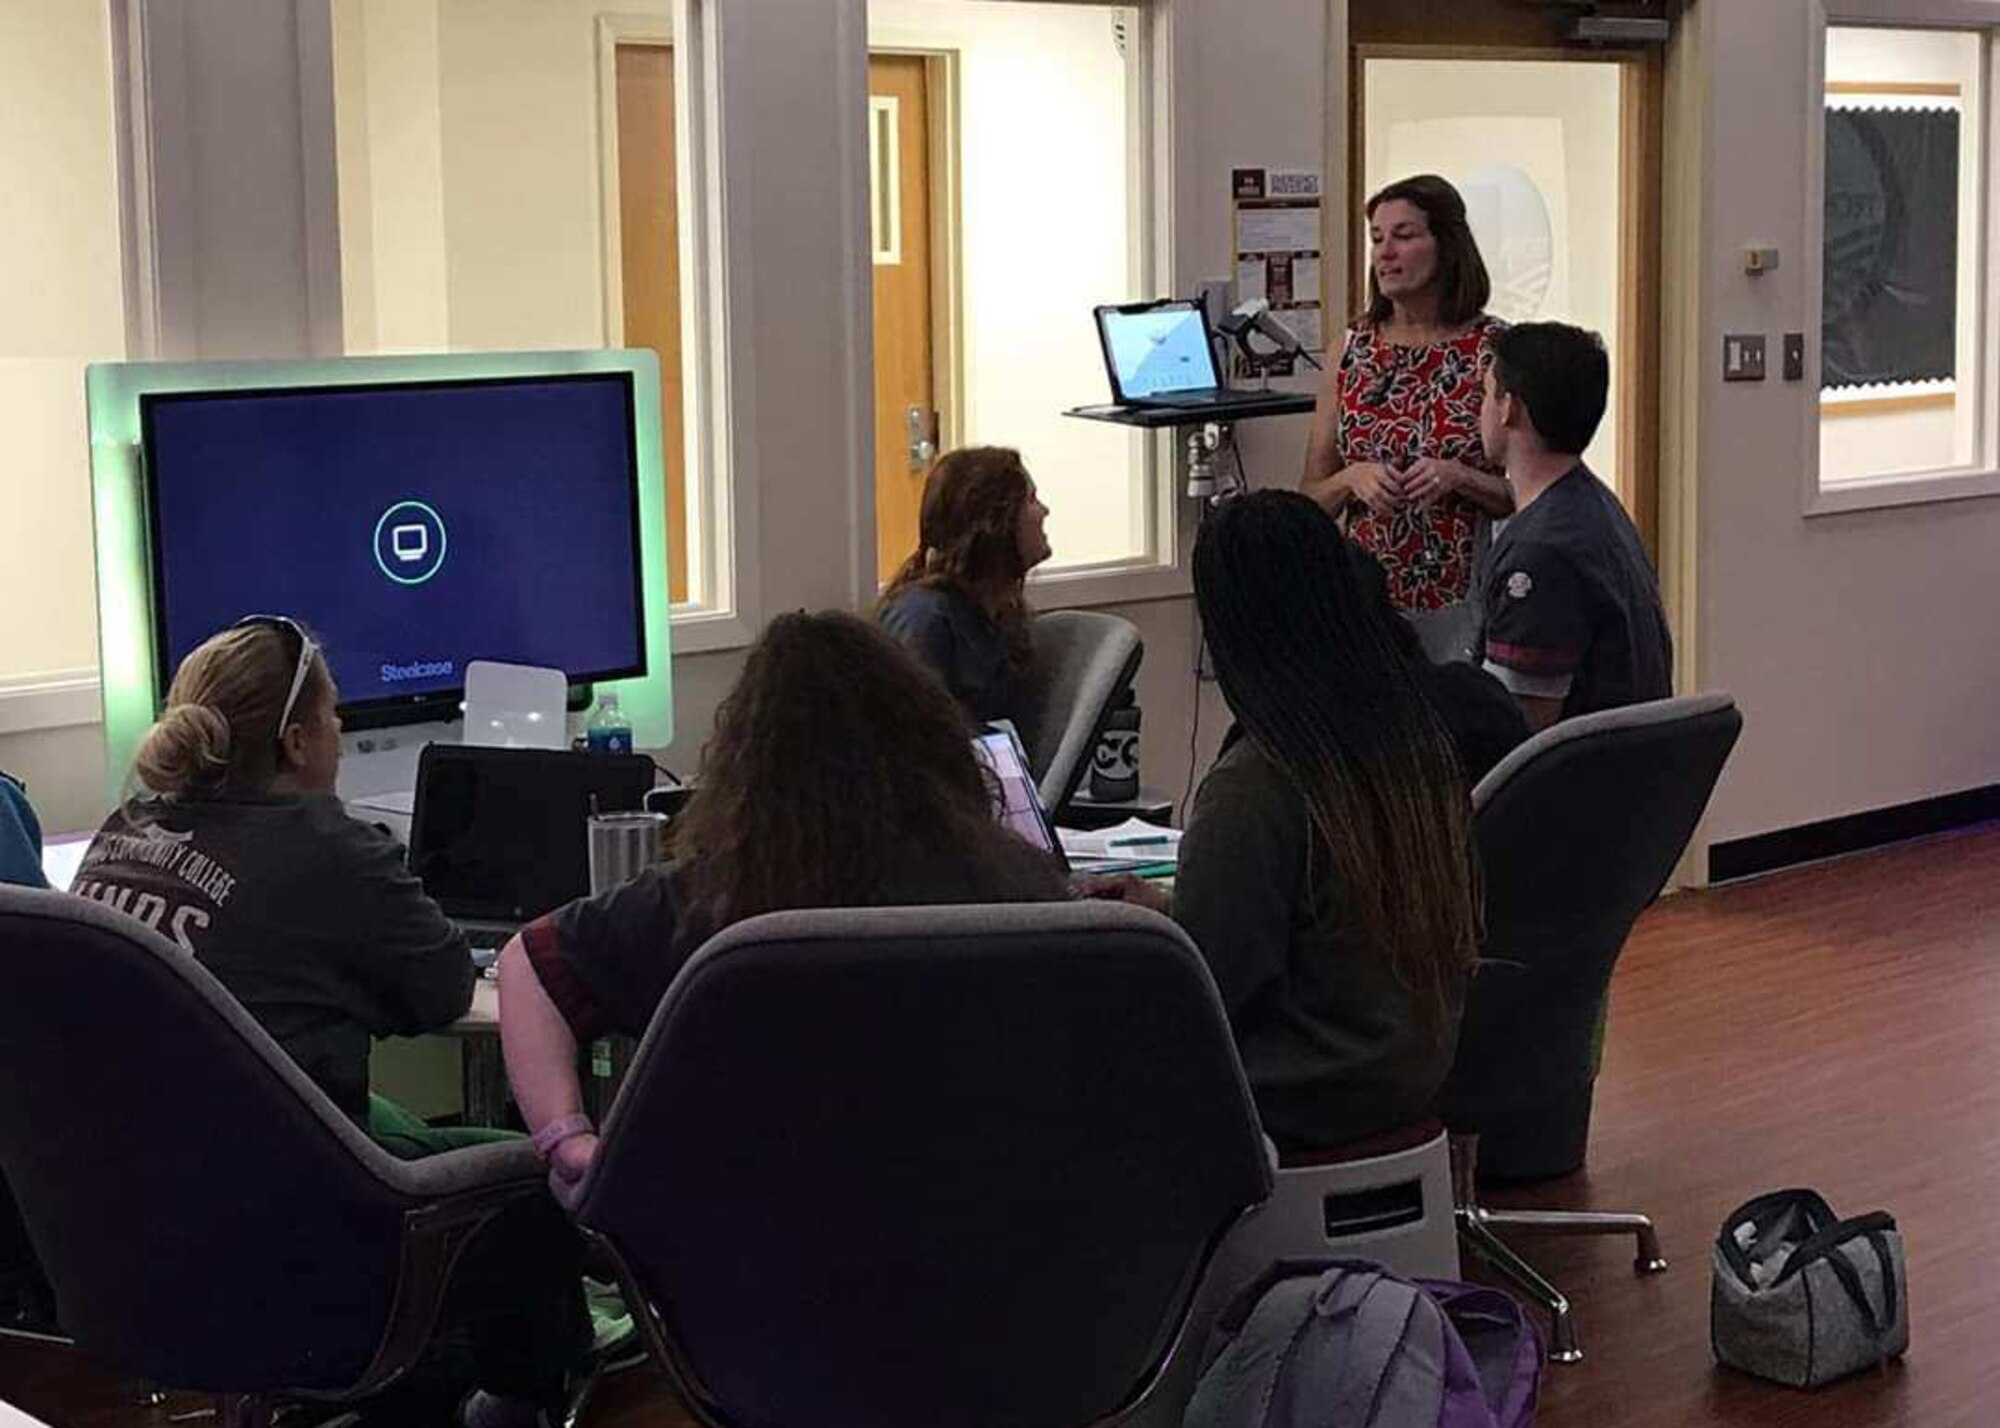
[587,811,670,893]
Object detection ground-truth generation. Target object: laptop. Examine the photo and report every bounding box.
[1093,299,1304,415]
[973,724,1067,871]
[407,744,656,948]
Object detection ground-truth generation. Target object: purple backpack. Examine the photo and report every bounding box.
[1185,1260,1541,1428]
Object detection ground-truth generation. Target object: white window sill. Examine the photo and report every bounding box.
[0,672,102,737]
[1030,560,1192,612]
[668,603,760,656]
[1806,466,2000,517]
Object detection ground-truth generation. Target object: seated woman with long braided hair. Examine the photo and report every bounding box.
[1089,491,1481,1151]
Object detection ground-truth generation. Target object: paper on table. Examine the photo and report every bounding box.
[1059,817,1183,863]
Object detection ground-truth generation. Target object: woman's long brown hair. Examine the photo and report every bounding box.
[1193,491,1479,1034]
[878,446,1035,671]
[670,610,1048,925]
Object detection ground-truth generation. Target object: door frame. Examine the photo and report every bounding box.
[868,45,965,458]
[1349,43,1665,559]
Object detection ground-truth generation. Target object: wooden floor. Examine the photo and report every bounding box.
[9,826,2000,1426]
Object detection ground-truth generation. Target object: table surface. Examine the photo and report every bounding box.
[447,977,500,1033]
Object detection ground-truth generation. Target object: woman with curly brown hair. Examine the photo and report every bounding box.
[496,610,1067,1202]
[878,445,1051,724]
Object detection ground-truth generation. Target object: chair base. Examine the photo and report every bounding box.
[217,1395,275,1428]
[1450,1133,1666,1365]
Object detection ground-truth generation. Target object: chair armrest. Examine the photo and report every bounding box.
[372,1136,544,1201]
[344,1139,552,1400]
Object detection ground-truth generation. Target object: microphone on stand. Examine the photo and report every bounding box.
[1218,298,1323,375]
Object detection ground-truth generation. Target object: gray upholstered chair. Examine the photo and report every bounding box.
[1440,692,1743,1363]
[0,885,555,1428]
[1018,609,1144,817]
[569,901,1272,1428]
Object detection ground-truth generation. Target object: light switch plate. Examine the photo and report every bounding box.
[1724,334,1767,382]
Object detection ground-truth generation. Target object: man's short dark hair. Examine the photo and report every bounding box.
[1491,322,1609,457]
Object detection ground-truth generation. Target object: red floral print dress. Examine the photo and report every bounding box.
[1336,315,1506,611]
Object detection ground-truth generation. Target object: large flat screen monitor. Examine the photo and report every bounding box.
[140,373,647,728]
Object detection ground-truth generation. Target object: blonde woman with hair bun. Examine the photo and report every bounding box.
[77,617,594,1423]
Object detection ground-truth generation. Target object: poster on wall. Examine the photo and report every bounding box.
[1231,167,1325,379]
[1822,105,1959,391]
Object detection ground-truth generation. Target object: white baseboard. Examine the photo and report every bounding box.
[0,671,103,736]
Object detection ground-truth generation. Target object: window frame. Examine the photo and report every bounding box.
[595,8,752,651]
[1804,2,2000,517]
[861,0,1188,607]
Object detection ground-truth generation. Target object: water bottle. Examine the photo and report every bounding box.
[585,690,633,754]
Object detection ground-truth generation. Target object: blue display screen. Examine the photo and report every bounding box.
[1104,306,1217,397]
[142,375,646,717]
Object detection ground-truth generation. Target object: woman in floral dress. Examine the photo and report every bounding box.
[1302,174,1513,612]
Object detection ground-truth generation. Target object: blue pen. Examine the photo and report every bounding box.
[1109,834,1176,848]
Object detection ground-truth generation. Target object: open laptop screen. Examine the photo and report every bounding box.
[1096,301,1219,400]
[972,725,1066,867]
[408,745,654,922]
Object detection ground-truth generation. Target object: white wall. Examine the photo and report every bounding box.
[333,0,451,353]
[0,2,125,684]
[1695,0,2000,842]
[436,0,620,351]
[870,0,1146,567]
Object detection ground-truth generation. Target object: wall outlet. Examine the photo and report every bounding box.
[1723,334,1767,382]
[1783,333,1806,382]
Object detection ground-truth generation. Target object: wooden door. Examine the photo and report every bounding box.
[614,43,688,603]
[869,54,938,585]
[1349,0,1664,559]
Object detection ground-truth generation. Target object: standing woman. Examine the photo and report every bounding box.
[1302,174,1513,612]
[878,446,1052,726]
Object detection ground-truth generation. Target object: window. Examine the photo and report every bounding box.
[0,3,126,695]
[865,1,1160,582]
[1817,25,1988,496]
[330,0,728,622]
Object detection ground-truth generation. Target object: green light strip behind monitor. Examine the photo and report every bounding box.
[86,349,674,803]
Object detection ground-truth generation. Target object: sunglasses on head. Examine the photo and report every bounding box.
[231,614,318,740]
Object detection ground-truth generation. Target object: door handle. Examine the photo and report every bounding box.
[908,404,936,470]
[907,406,939,470]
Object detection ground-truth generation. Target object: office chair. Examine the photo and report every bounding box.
[1439,692,1743,1363]
[570,901,1273,1428]
[0,885,559,1428]
[1197,1118,1460,1316]
[1019,609,1144,817]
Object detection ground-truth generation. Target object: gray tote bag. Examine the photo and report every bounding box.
[1710,1189,1907,1388]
